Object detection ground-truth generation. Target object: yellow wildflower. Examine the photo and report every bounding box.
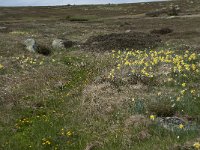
[191,89,196,94]
[108,69,115,79]
[184,64,190,71]
[144,72,150,77]
[144,62,149,67]
[150,115,155,121]
[181,83,186,87]
[125,60,130,66]
[0,64,3,69]
[188,53,196,61]
[67,131,72,136]
[193,142,200,149]
[191,64,196,70]
[179,124,184,129]
[181,90,186,95]
[152,58,158,65]
[46,141,51,145]
[117,64,121,70]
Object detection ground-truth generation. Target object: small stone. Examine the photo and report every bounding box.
[125,30,131,33]
[0,26,9,33]
[52,39,73,49]
[0,26,7,30]
[158,117,185,126]
[156,116,198,131]
[24,38,38,52]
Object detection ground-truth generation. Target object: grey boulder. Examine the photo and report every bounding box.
[24,38,38,52]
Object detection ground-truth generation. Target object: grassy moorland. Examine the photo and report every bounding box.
[0,0,200,149]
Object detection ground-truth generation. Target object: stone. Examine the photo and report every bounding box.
[24,38,38,52]
[125,30,131,33]
[156,116,199,131]
[0,26,7,30]
[0,26,8,33]
[158,117,185,126]
[52,39,73,49]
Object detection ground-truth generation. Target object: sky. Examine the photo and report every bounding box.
[0,0,167,6]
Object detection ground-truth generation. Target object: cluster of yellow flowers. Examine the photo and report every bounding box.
[14,56,44,66]
[13,56,57,68]
[15,118,32,129]
[60,128,73,137]
[109,49,200,102]
[60,128,75,145]
[42,138,51,145]
[109,49,199,79]
[10,31,30,36]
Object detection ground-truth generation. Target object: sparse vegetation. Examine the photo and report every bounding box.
[66,15,91,22]
[108,49,200,116]
[1,0,200,149]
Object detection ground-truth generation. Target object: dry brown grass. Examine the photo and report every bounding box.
[82,82,125,116]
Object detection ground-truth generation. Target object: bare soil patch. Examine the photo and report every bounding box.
[83,32,161,52]
[150,27,173,35]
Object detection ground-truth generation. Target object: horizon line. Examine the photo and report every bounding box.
[0,0,169,7]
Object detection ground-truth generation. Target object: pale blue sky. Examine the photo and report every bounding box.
[0,0,167,6]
